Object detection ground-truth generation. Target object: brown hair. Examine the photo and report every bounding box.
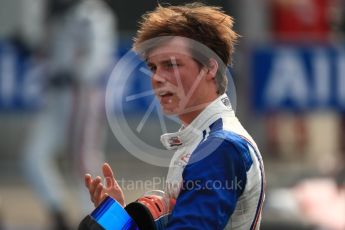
[133,3,239,94]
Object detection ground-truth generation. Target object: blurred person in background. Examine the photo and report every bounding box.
[265,0,345,229]
[265,0,345,174]
[21,0,117,229]
[269,0,345,172]
[266,0,334,160]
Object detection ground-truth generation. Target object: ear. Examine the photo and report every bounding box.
[206,58,218,80]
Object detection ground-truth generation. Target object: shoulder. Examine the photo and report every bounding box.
[189,129,253,172]
[183,130,251,198]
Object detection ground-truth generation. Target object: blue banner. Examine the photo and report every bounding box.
[251,44,345,112]
[0,41,43,111]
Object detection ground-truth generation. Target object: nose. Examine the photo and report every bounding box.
[151,68,167,85]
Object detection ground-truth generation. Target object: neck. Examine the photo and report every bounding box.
[178,94,219,126]
[179,108,204,126]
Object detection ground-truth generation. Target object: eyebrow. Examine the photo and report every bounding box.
[146,57,180,66]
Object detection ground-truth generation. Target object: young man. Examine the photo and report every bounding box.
[85,3,265,229]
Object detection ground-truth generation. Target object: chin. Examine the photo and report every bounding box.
[160,106,179,116]
[162,109,177,116]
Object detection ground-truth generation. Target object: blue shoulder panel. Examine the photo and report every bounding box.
[165,119,254,230]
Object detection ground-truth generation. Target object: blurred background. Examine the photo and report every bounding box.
[0,0,344,229]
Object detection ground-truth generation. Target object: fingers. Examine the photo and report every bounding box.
[89,176,102,203]
[102,163,116,187]
[85,174,92,188]
[105,177,112,188]
[102,163,114,178]
[85,174,106,206]
[85,163,122,207]
[93,183,105,206]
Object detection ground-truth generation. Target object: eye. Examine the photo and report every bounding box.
[148,65,156,73]
[166,62,180,68]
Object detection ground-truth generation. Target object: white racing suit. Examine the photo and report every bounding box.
[160,94,265,230]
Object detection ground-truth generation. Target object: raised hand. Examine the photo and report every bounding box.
[84,163,125,207]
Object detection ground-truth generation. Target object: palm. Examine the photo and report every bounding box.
[85,163,126,208]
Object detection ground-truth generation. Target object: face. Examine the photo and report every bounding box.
[146,37,218,124]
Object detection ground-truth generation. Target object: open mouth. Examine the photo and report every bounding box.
[159,91,174,98]
[157,90,175,104]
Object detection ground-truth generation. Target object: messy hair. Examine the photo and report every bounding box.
[133,3,239,94]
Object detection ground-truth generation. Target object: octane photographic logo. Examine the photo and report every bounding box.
[105,36,237,167]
